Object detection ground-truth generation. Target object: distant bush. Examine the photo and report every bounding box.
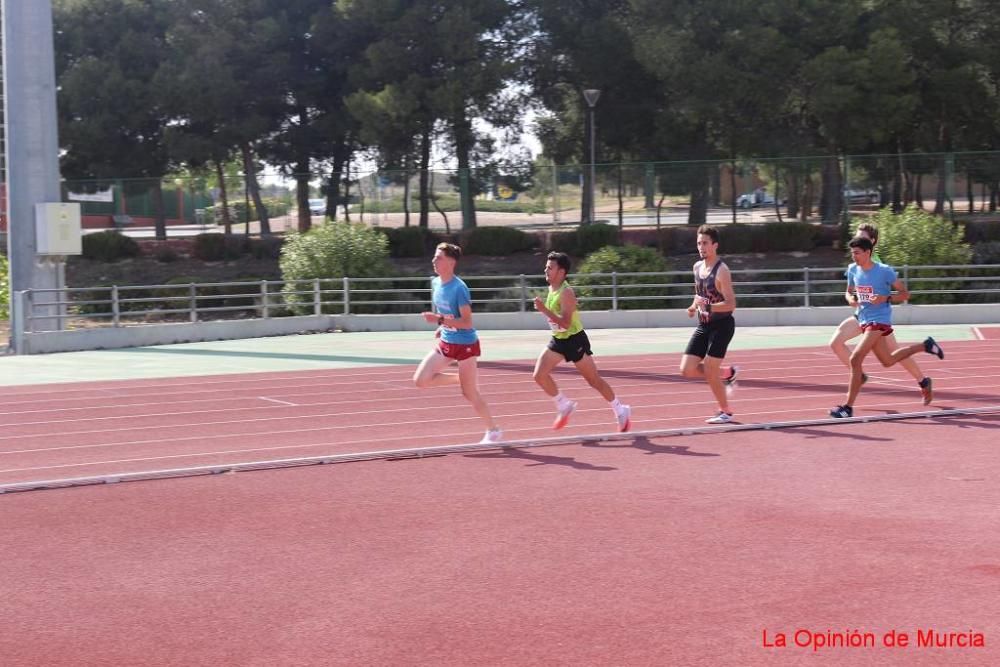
[248,236,284,260]
[574,245,676,310]
[756,222,821,252]
[717,225,755,254]
[972,241,1000,265]
[461,226,536,256]
[868,206,972,267]
[192,233,248,261]
[576,223,622,255]
[651,226,698,255]
[867,206,973,304]
[545,222,621,256]
[81,230,141,262]
[280,222,391,314]
[375,226,438,258]
[960,219,1000,244]
[625,222,821,256]
[153,246,180,263]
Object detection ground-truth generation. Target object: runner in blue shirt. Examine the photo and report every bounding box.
[829,237,945,418]
[828,222,933,403]
[413,243,502,444]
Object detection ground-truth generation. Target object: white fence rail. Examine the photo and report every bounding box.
[15,264,1000,334]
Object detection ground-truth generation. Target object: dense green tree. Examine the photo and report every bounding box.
[342,0,522,229]
[55,0,175,239]
[528,0,669,222]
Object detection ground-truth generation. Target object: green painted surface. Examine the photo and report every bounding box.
[0,324,987,387]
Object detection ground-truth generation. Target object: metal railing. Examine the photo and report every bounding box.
[15,264,1000,335]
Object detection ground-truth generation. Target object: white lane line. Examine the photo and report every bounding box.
[3,340,998,401]
[4,373,1000,446]
[3,359,1000,422]
[258,396,298,407]
[3,405,999,494]
[3,397,998,472]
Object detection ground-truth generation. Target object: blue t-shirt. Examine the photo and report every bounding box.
[432,276,478,344]
[846,262,898,325]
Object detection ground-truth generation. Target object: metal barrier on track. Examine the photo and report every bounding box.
[14,263,1000,335]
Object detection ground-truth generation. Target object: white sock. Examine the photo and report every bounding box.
[610,398,622,411]
[554,393,570,407]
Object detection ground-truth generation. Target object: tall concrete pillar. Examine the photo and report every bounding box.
[2,0,65,349]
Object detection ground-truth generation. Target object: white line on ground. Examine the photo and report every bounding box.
[2,394,997,474]
[257,396,298,407]
[3,339,999,402]
[3,405,997,494]
[2,354,999,420]
[4,373,1000,440]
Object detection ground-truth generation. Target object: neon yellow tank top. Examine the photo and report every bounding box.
[545,282,583,339]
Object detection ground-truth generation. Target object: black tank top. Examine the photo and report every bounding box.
[694,259,729,324]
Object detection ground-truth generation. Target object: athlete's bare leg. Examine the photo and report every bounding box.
[413,348,460,388]
[457,357,498,430]
[680,354,731,413]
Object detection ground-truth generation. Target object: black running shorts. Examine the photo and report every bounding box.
[684,314,736,359]
[547,330,593,363]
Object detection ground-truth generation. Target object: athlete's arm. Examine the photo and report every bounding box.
[844,266,858,306]
[711,265,737,314]
[442,303,474,329]
[889,278,910,304]
[687,263,701,316]
[550,286,577,329]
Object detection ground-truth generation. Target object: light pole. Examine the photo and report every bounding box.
[583,89,601,223]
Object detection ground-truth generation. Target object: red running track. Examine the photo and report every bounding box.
[1,341,999,488]
[2,407,1000,664]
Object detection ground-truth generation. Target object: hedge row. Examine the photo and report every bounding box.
[374,221,833,259]
[959,219,1000,244]
[80,218,1000,267]
[374,225,538,257]
[191,234,283,261]
[83,232,284,262]
[81,230,141,262]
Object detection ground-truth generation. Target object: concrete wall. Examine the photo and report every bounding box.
[19,303,1000,354]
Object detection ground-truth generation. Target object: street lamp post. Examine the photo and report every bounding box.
[583,89,601,224]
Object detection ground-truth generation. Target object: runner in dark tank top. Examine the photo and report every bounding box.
[681,225,739,424]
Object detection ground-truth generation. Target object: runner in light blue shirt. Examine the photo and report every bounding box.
[431,275,478,345]
[413,243,502,444]
[829,237,945,419]
[830,222,932,404]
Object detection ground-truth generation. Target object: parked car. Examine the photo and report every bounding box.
[736,189,781,208]
[843,188,880,204]
[308,198,326,215]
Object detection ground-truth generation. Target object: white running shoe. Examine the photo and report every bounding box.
[705,411,734,424]
[615,405,632,433]
[553,400,578,430]
[479,428,503,445]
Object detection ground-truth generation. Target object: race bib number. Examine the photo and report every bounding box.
[549,319,567,333]
[855,286,875,303]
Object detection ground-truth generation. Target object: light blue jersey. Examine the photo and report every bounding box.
[432,276,478,344]
[846,262,898,325]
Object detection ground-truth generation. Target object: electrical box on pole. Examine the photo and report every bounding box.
[35,203,82,256]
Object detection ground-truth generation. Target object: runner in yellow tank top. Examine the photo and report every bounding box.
[545,282,583,338]
[532,252,631,432]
